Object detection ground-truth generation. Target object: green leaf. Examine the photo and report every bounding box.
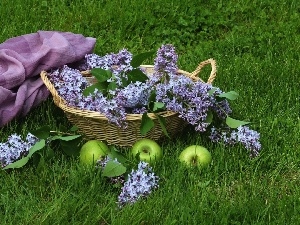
[108,146,128,164]
[108,81,117,91]
[58,124,68,132]
[43,146,55,160]
[148,90,156,103]
[32,146,55,170]
[205,111,213,124]
[3,157,30,169]
[83,82,108,97]
[130,51,156,68]
[102,160,127,177]
[127,69,149,83]
[51,135,81,141]
[208,87,218,96]
[27,140,46,158]
[218,91,239,100]
[30,126,50,139]
[121,77,129,87]
[70,126,79,132]
[152,102,166,112]
[156,114,170,138]
[60,138,82,157]
[226,116,250,128]
[91,68,112,82]
[140,113,155,135]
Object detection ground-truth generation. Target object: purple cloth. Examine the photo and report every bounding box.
[0,31,96,127]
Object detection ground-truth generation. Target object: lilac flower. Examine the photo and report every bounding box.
[48,65,89,108]
[150,44,179,85]
[85,49,132,72]
[156,75,212,132]
[116,81,152,110]
[118,161,159,207]
[231,126,261,157]
[154,44,178,75]
[101,99,128,128]
[49,66,128,128]
[85,49,133,87]
[208,87,232,119]
[0,133,39,167]
[209,126,261,157]
[131,107,148,114]
[47,44,261,156]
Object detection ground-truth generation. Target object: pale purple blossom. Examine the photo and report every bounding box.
[154,44,178,75]
[85,49,133,87]
[116,81,152,110]
[209,87,232,119]
[209,126,261,157]
[118,161,159,207]
[0,133,39,167]
[156,75,212,132]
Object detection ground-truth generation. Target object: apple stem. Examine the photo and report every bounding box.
[192,157,198,165]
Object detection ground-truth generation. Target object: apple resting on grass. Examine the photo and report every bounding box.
[79,140,109,165]
[179,145,212,169]
[131,139,162,163]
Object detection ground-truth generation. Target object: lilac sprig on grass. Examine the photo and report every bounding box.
[118,161,159,207]
[209,125,261,157]
[0,133,39,168]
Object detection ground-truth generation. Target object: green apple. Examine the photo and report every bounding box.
[79,140,109,165]
[131,138,162,163]
[179,145,212,168]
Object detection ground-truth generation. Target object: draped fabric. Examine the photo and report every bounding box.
[0,31,96,127]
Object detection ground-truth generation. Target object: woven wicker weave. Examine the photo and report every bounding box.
[40,59,217,146]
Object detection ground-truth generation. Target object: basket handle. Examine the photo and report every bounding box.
[190,58,217,84]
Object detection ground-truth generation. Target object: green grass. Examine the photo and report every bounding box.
[1,0,300,224]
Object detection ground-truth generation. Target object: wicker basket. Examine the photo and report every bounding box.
[40,59,217,146]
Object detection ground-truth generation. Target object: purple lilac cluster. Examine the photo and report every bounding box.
[150,44,179,85]
[209,126,261,157]
[155,75,212,132]
[116,81,152,113]
[153,44,233,131]
[118,161,159,207]
[49,66,128,128]
[154,44,178,75]
[209,88,232,119]
[0,133,39,167]
[49,65,90,108]
[85,49,133,87]
[48,44,261,156]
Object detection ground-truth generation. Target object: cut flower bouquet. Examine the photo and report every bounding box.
[41,44,261,157]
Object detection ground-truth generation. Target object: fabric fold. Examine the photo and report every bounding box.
[0,31,96,127]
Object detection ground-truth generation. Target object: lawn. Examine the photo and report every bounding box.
[0,0,299,224]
